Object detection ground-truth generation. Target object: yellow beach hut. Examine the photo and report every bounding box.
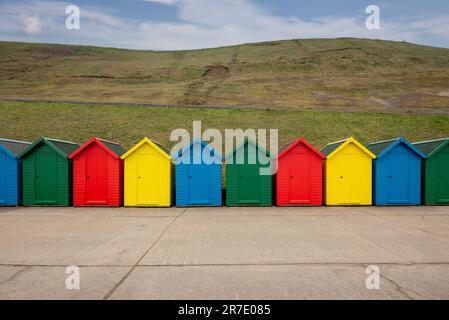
[321,137,376,206]
[121,137,173,207]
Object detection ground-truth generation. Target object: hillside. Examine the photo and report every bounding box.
[1,39,448,113]
[1,101,448,151]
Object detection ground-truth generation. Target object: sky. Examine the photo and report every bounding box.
[0,0,448,50]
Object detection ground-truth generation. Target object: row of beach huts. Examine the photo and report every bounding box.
[0,136,448,207]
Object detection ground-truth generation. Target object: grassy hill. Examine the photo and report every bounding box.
[1,39,449,113]
[1,39,448,149]
[1,101,448,151]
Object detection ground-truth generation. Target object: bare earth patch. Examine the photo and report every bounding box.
[203,66,230,77]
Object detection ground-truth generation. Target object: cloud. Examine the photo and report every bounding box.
[175,0,270,27]
[142,0,177,5]
[20,14,44,34]
[0,0,448,50]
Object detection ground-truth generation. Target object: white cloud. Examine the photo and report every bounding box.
[1,0,448,50]
[142,0,177,5]
[176,0,270,27]
[20,14,44,34]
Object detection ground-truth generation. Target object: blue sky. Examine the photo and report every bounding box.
[0,0,448,50]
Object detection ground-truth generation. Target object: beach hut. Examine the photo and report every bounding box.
[17,137,79,206]
[276,137,325,206]
[225,138,273,206]
[0,138,31,206]
[173,139,222,206]
[69,137,126,207]
[368,138,425,206]
[121,137,173,207]
[413,138,449,205]
[321,137,375,206]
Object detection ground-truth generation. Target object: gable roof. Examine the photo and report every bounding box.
[100,139,126,157]
[321,137,376,160]
[413,138,449,158]
[121,137,171,160]
[278,137,325,160]
[17,137,79,159]
[225,138,273,160]
[368,138,425,159]
[321,139,346,157]
[68,137,125,160]
[0,138,31,158]
[172,138,222,161]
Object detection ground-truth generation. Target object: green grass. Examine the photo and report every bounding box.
[1,101,448,151]
[1,38,449,112]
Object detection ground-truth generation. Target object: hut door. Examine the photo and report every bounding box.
[35,153,57,204]
[238,164,259,204]
[137,155,159,205]
[437,154,449,203]
[386,153,409,204]
[86,153,108,204]
[0,153,5,204]
[188,164,209,205]
[338,154,360,204]
[289,154,311,204]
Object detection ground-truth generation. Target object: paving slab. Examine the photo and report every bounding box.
[0,266,129,300]
[140,207,449,265]
[0,206,185,218]
[186,206,367,217]
[0,266,28,284]
[381,264,449,300]
[320,212,449,263]
[0,207,180,266]
[358,206,449,216]
[359,213,449,240]
[110,264,407,300]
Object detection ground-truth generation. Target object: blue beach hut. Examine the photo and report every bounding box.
[0,138,31,206]
[173,139,222,206]
[368,138,425,205]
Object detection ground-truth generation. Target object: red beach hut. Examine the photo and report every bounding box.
[275,137,325,206]
[69,137,126,207]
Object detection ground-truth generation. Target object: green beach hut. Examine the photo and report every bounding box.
[18,137,79,206]
[413,138,449,205]
[225,138,273,206]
